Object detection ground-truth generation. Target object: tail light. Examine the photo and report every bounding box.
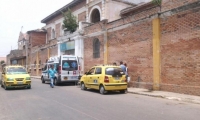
[58,66,61,74]
[104,76,109,83]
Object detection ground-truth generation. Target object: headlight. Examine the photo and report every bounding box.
[7,78,14,81]
[26,77,31,80]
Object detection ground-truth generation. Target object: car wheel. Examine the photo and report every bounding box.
[81,82,87,90]
[120,90,126,94]
[41,77,45,83]
[27,85,31,89]
[54,78,58,86]
[99,85,105,95]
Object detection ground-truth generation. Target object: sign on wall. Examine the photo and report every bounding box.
[60,41,75,52]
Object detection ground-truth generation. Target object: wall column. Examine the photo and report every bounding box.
[153,17,161,90]
[104,30,108,64]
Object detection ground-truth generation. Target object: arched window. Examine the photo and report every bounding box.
[91,9,100,23]
[52,29,56,39]
[93,38,100,58]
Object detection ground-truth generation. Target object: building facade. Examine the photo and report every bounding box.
[83,0,200,96]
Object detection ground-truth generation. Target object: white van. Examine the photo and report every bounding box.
[41,55,81,85]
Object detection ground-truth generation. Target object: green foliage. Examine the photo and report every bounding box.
[0,60,5,64]
[152,0,162,6]
[62,8,78,33]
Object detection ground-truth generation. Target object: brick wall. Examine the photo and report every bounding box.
[30,32,46,47]
[84,35,104,71]
[160,3,200,95]
[83,0,200,95]
[78,11,86,22]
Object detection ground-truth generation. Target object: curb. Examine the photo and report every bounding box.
[128,91,200,105]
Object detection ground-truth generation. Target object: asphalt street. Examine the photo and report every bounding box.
[0,78,200,120]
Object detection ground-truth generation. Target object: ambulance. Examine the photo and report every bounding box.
[41,55,81,85]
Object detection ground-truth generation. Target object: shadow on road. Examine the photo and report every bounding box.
[82,89,127,95]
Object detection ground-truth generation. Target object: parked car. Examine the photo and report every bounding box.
[0,65,31,90]
[80,65,127,94]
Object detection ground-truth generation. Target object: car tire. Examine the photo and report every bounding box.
[99,85,105,95]
[41,77,45,83]
[27,85,31,89]
[54,78,58,86]
[120,90,126,94]
[81,82,87,90]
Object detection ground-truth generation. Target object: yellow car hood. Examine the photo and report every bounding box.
[6,74,30,78]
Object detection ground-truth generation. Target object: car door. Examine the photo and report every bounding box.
[91,67,102,89]
[85,67,95,88]
[42,64,48,80]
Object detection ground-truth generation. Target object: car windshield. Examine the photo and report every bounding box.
[7,67,27,74]
[105,67,124,77]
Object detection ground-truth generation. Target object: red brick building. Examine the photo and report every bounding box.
[83,0,200,96]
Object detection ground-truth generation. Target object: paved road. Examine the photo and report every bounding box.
[0,78,200,120]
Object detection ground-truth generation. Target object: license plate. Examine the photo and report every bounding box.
[17,82,23,84]
[115,77,119,80]
[64,77,68,80]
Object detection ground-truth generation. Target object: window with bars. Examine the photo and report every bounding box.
[93,38,100,58]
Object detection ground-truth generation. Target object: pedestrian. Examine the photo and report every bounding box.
[124,63,129,80]
[119,61,126,75]
[124,63,128,75]
[48,64,57,88]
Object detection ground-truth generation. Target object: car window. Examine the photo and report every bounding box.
[62,60,78,71]
[105,67,124,77]
[95,67,102,74]
[7,67,27,74]
[87,68,95,75]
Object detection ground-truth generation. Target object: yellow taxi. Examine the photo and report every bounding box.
[0,65,31,90]
[80,65,127,94]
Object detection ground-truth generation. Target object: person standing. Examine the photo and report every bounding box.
[124,63,128,76]
[48,65,57,88]
[120,61,126,75]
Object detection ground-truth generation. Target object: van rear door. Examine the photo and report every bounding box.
[61,57,79,80]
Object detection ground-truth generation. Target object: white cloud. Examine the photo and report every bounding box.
[0,0,72,57]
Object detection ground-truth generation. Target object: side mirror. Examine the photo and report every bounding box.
[2,72,5,74]
[41,68,44,71]
[85,72,88,75]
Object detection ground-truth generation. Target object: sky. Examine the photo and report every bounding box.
[0,0,72,57]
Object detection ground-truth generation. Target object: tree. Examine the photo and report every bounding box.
[152,0,162,12]
[62,8,78,33]
[0,60,5,64]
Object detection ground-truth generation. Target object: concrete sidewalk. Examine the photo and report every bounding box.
[31,76,200,105]
[128,88,200,104]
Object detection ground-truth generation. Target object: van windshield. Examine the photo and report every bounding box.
[62,60,78,71]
